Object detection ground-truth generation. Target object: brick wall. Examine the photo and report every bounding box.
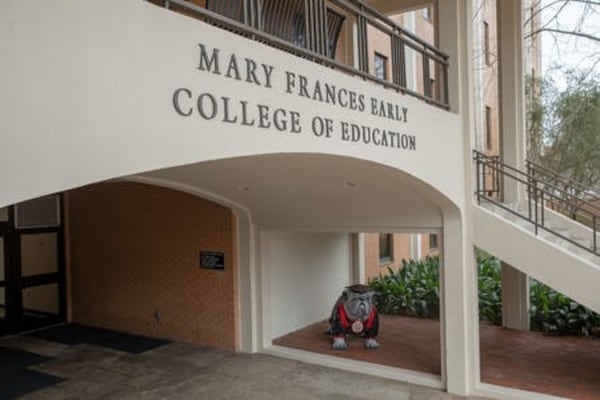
[364,233,411,281]
[67,182,238,351]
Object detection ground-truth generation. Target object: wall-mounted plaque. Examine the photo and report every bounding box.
[200,251,225,270]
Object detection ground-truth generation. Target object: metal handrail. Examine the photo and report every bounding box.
[526,160,600,207]
[150,0,450,109]
[473,150,599,257]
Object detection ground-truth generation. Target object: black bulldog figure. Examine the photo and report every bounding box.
[328,284,379,350]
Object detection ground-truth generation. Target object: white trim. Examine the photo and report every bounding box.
[264,345,443,390]
[475,382,569,400]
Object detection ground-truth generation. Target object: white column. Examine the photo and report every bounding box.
[438,0,479,395]
[409,233,421,259]
[501,262,530,330]
[352,233,366,284]
[497,0,525,204]
[497,0,530,331]
[403,11,419,92]
[236,212,261,352]
[441,213,478,396]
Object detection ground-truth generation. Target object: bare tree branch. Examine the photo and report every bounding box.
[526,27,600,42]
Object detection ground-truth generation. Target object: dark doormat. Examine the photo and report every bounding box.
[29,324,171,354]
[0,347,64,399]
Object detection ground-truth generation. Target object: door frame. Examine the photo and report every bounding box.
[0,196,66,335]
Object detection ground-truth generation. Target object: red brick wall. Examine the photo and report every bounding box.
[67,182,238,351]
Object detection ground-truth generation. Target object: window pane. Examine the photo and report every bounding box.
[0,207,8,222]
[20,233,59,277]
[15,195,60,229]
[379,233,393,263]
[22,283,60,315]
[374,53,387,80]
[429,234,438,249]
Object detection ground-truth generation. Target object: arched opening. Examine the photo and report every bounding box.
[132,152,458,387]
[1,152,466,392]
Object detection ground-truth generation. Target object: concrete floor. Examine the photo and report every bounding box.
[0,332,479,400]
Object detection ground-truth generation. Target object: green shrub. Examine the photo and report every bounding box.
[369,256,440,319]
[530,279,600,336]
[369,250,600,337]
[477,251,503,326]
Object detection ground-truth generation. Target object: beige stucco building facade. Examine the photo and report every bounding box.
[1,1,597,400]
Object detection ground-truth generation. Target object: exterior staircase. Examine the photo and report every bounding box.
[472,151,600,313]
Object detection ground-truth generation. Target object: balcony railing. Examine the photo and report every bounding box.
[149,0,450,109]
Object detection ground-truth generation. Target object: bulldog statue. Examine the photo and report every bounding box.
[328,284,379,350]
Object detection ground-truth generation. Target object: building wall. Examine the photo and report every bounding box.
[481,0,500,158]
[363,232,439,281]
[364,7,435,95]
[264,231,352,338]
[364,233,410,280]
[67,182,238,351]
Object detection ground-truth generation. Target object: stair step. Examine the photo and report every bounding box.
[478,200,600,262]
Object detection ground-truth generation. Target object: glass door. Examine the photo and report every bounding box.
[18,231,64,331]
[0,197,66,335]
[13,195,65,332]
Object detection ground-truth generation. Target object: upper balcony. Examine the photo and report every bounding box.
[148,0,449,109]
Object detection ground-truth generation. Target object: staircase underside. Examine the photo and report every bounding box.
[473,201,600,314]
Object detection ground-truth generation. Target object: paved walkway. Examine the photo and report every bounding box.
[0,331,476,400]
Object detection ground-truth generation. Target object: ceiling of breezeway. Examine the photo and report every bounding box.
[137,154,445,230]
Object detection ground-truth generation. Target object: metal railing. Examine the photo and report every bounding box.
[149,0,450,109]
[527,160,600,220]
[474,150,599,257]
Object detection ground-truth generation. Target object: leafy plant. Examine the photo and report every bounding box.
[477,251,503,326]
[369,256,440,319]
[369,250,600,337]
[530,279,600,336]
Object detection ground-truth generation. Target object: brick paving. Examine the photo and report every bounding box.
[273,314,442,375]
[274,314,600,399]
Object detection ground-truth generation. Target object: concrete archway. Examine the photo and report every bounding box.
[118,152,469,391]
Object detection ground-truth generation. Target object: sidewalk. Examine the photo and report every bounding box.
[0,327,478,400]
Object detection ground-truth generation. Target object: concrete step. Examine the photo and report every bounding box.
[478,199,600,264]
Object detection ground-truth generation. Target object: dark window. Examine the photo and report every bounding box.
[485,106,492,150]
[374,53,387,80]
[292,12,306,47]
[379,233,393,264]
[484,21,491,65]
[429,234,438,250]
[244,0,345,59]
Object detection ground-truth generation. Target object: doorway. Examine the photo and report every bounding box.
[0,195,66,335]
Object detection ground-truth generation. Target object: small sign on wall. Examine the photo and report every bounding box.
[200,251,225,270]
